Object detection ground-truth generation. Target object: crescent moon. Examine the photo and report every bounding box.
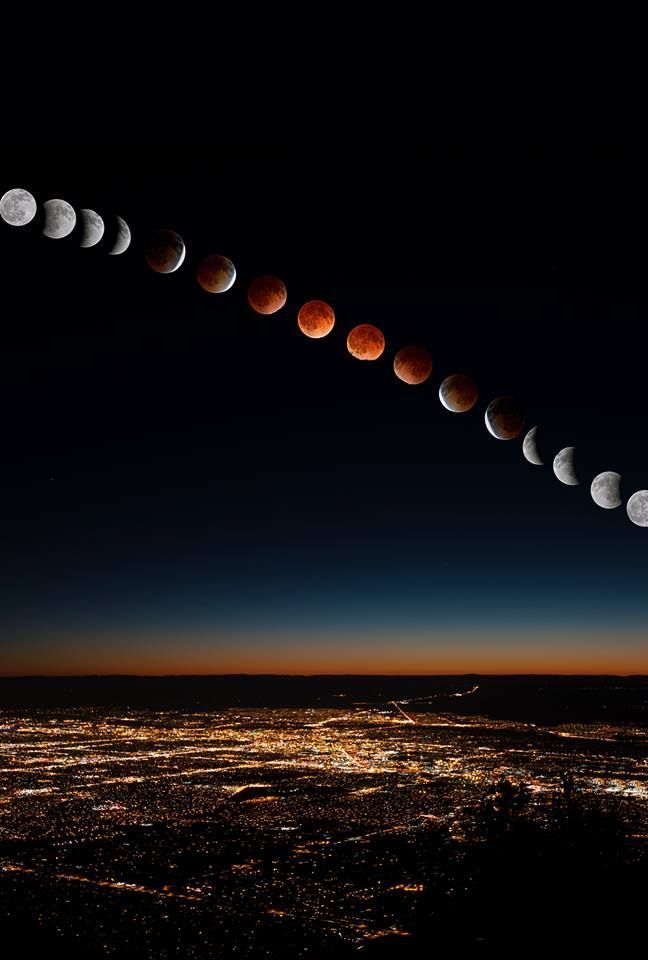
[79,209,104,248]
[108,216,131,255]
[553,447,579,486]
[0,187,37,226]
[627,490,648,527]
[522,426,543,465]
[590,471,622,510]
[42,198,76,239]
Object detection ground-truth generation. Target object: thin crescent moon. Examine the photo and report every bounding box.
[522,426,543,465]
[108,216,131,255]
[553,447,579,486]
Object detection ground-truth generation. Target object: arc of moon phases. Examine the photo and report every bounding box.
[42,198,76,239]
[523,426,543,465]
[145,229,186,273]
[0,187,37,226]
[485,397,524,439]
[197,254,236,293]
[553,446,579,485]
[79,209,104,248]
[393,345,433,385]
[297,300,335,338]
[248,275,287,314]
[590,471,622,509]
[108,216,131,255]
[347,324,385,360]
[627,490,648,527]
[439,374,478,412]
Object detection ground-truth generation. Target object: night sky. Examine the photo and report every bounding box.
[1,140,647,674]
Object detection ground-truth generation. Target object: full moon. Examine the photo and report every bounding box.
[591,471,622,509]
[0,187,37,226]
[297,300,335,338]
[79,209,104,248]
[145,229,186,274]
[393,345,433,385]
[627,490,648,527]
[42,199,76,239]
[523,426,543,465]
[108,216,131,255]
[248,276,287,314]
[197,254,236,293]
[485,397,524,439]
[439,374,478,412]
[553,447,579,485]
[347,324,385,360]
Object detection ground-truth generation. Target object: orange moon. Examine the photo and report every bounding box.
[197,254,236,293]
[144,229,186,274]
[393,345,433,385]
[248,275,287,315]
[485,396,525,439]
[439,374,479,412]
[297,300,335,338]
[347,324,385,360]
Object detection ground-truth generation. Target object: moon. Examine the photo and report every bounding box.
[79,209,104,248]
[145,229,186,274]
[347,324,385,360]
[485,397,524,439]
[393,345,433,385]
[523,426,543,465]
[591,471,622,509]
[108,216,131,255]
[197,254,236,293]
[553,447,579,485]
[248,275,287,314]
[439,374,478,412]
[627,490,648,527]
[297,300,335,338]
[42,199,76,239]
[0,187,37,226]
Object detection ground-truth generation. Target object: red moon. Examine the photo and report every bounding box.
[297,300,335,338]
[439,373,479,412]
[144,229,186,274]
[393,345,433,385]
[485,396,525,439]
[347,324,385,360]
[248,275,287,315]
[197,254,236,293]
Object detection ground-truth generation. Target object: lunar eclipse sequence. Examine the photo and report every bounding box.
[2,185,647,529]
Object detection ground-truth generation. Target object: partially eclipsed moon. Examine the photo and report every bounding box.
[347,324,385,360]
[393,345,433,385]
[42,198,76,239]
[197,254,236,293]
[0,187,37,226]
[485,397,524,439]
[248,275,287,314]
[591,471,622,509]
[439,374,478,412]
[297,300,335,338]
[108,216,131,255]
[79,209,104,248]
[627,490,648,527]
[145,229,186,273]
[553,447,579,486]
[523,426,543,465]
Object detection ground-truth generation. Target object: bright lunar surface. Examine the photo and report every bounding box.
[197,254,236,293]
[627,490,648,527]
[145,230,186,274]
[108,216,131,255]
[553,447,579,486]
[346,324,385,360]
[485,397,524,439]
[523,426,543,465]
[393,345,433,385]
[0,187,37,226]
[248,276,287,314]
[79,209,104,248]
[42,199,76,239]
[590,471,622,509]
[439,374,478,412]
[297,300,335,338]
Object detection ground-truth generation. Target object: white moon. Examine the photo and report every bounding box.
[42,198,76,239]
[108,216,131,255]
[79,209,104,248]
[0,187,37,226]
[627,490,648,527]
[522,426,543,465]
[590,471,622,509]
[553,446,579,485]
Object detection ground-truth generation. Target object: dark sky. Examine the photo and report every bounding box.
[1,140,647,673]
